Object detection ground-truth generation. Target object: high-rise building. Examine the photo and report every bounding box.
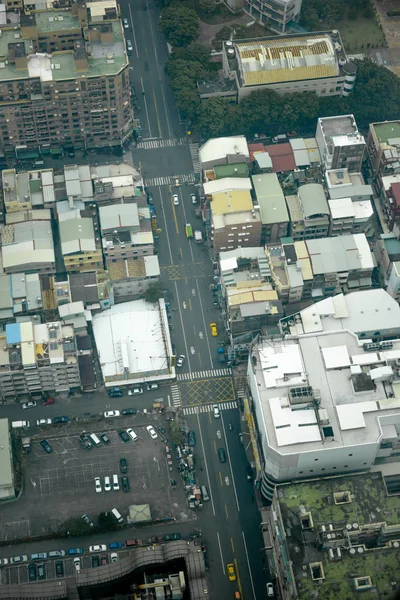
[316,115,366,172]
[0,0,133,159]
[244,0,303,33]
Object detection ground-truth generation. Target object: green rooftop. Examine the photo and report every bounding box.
[373,120,400,144]
[214,162,249,179]
[35,11,81,32]
[279,473,400,600]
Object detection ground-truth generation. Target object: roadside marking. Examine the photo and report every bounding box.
[231,538,235,553]
[221,416,240,513]
[242,531,256,600]
[216,532,225,574]
[219,472,223,486]
[235,557,243,600]
[213,440,217,454]
[128,4,139,58]
[152,87,163,138]
[225,504,229,520]
[189,298,192,310]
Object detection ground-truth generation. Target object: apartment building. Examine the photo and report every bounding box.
[266,240,313,303]
[328,196,374,237]
[2,168,55,212]
[59,210,103,273]
[367,120,400,185]
[0,272,42,320]
[0,0,133,158]
[1,209,55,274]
[248,329,400,502]
[286,183,330,240]
[0,320,81,401]
[222,31,356,101]
[251,173,289,243]
[316,115,366,172]
[244,0,303,33]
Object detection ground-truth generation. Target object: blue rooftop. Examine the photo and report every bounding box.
[6,323,21,345]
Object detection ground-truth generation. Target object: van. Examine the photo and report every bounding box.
[201,485,210,502]
[113,474,120,491]
[12,421,30,429]
[111,508,124,523]
[33,160,45,167]
[89,433,101,447]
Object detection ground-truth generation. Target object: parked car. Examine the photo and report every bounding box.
[99,433,110,445]
[227,563,236,582]
[120,458,128,473]
[0,559,9,566]
[191,193,197,204]
[146,425,158,440]
[218,448,227,463]
[100,554,108,565]
[122,476,130,493]
[48,550,66,558]
[89,544,107,553]
[126,428,138,441]
[40,440,53,454]
[91,555,100,568]
[126,539,142,547]
[10,555,28,564]
[36,419,51,426]
[246,464,253,481]
[176,355,185,368]
[31,552,47,561]
[109,542,124,550]
[121,408,136,415]
[122,17,129,28]
[42,397,54,406]
[126,40,133,54]
[108,387,123,398]
[55,561,64,577]
[128,387,143,395]
[53,416,69,424]
[267,583,274,597]
[104,410,120,418]
[104,476,111,492]
[146,383,159,391]
[119,429,130,443]
[68,548,83,556]
[163,533,181,542]
[73,557,81,572]
[173,194,179,205]
[94,477,102,493]
[79,434,92,450]
[28,563,37,581]
[81,514,94,528]
[213,405,220,419]
[110,552,119,563]
[22,401,37,410]
[37,563,46,580]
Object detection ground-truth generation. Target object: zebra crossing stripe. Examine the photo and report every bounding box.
[144,173,196,187]
[136,137,187,150]
[182,401,237,415]
[177,367,232,381]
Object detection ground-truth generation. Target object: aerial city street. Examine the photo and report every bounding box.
[0,0,400,598]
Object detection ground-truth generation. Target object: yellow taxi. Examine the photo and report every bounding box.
[227,563,236,582]
[210,322,218,337]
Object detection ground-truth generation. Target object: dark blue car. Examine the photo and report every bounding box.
[53,416,69,424]
[109,542,124,550]
[68,548,83,556]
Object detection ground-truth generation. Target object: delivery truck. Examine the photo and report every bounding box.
[194,230,203,243]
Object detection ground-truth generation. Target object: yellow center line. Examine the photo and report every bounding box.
[213,440,217,453]
[225,504,229,520]
[171,197,179,234]
[235,558,243,599]
[231,538,235,553]
[219,472,223,486]
[189,298,192,310]
[209,411,212,423]
[152,88,162,138]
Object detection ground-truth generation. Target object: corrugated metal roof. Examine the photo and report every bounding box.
[59,217,95,255]
[0,275,12,309]
[252,173,288,224]
[211,189,253,215]
[298,183,329,218]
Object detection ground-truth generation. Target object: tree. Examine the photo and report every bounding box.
[197,98,232,137]
[57,517,94,537]
[160,4,199,47]
[98,512,119,532]
[199,0,216,13]
[169,420,184,445]
[143,282,163,303]
[175,87,202,120]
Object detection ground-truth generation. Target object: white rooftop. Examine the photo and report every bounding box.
[203,177,252,196]
[199,135,249,165]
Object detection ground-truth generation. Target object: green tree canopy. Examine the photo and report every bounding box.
[197,98,232,137]
[160,4,199,47]
[143,282,164,303]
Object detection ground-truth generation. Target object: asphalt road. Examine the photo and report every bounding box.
[120,0,271,598]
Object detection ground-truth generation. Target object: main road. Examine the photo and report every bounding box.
[120,0,270,598]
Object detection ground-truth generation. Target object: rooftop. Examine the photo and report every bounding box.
[213,162,249,179]
[298,183,329,218]
[203,177,252,196]
[263,143,296,172]
[279,472,400,600]
[230,32,342,87]
[199,135,249,165]
[306,234,373,274]
[252,330,400,454]
[210,189,253,216]
[0,419,13,493]
[99,203,139,231]
[59,215,96,256]
[319,114,359,137]
[371,120,400,145]
[251,173,289,224]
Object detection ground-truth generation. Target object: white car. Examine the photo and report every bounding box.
[127,40,133,53]
[0,558,9,566]
[176,355,185,368]
[94,477,102,493]
[110,552,118,563]
[73,557,81,572]
[213,404,220,418]
[122,17,129,28]
[267,582,274,597]
[10,555,28,564]
[173,194,179,206]
[191,193,197,204]
[104,476,112,492]
[127,428,138,441]
[146,425,158,440]
[37,418,51,426]
[22,401,37,410]
[128,387,143,395]
[89,544,107,553]
[104,410,120,418]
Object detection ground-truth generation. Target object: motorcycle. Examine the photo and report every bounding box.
[228,423,233,431]
[217,430,221,439]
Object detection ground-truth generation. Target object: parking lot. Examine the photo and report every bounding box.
[0,413,189,541]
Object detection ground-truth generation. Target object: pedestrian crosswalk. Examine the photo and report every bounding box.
[189,142,201,175]
[123,150,134,166]
[183,401,237,415]
[137,137,186,150]
[177,368,232,381]
[144,173,196,187]
[170,384,181,408]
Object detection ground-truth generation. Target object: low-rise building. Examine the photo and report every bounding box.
[199,136,250,174]
[248,329,400,503]
[251,173,289,243]
[0,419,15,500]
[0,320,81,401]
[108,255,160,301]
[59,210,103,273]
[328,196,374,237]
[2,168,55,212]
[316,115,365,172]
[267,240,313,304]
[0,272,42,321]
[367,119,400,184]
[269,473,400,600]
[280,289,400,341]
[325,168,373,202]
[222,32,356,101]
[1,210,55,274]
[286,183,330,240]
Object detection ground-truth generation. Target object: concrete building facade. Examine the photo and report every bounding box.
[316,115,366,172]
[244,0,303,33]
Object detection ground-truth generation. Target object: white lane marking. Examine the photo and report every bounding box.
[128,4,139,59]
[196,410,216,517]
[195,278,214,369]
[216,532,225,575]
[221,415,240,513]
[242,530,256,600]
[174,282,192,373]
[140,76,152,138]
